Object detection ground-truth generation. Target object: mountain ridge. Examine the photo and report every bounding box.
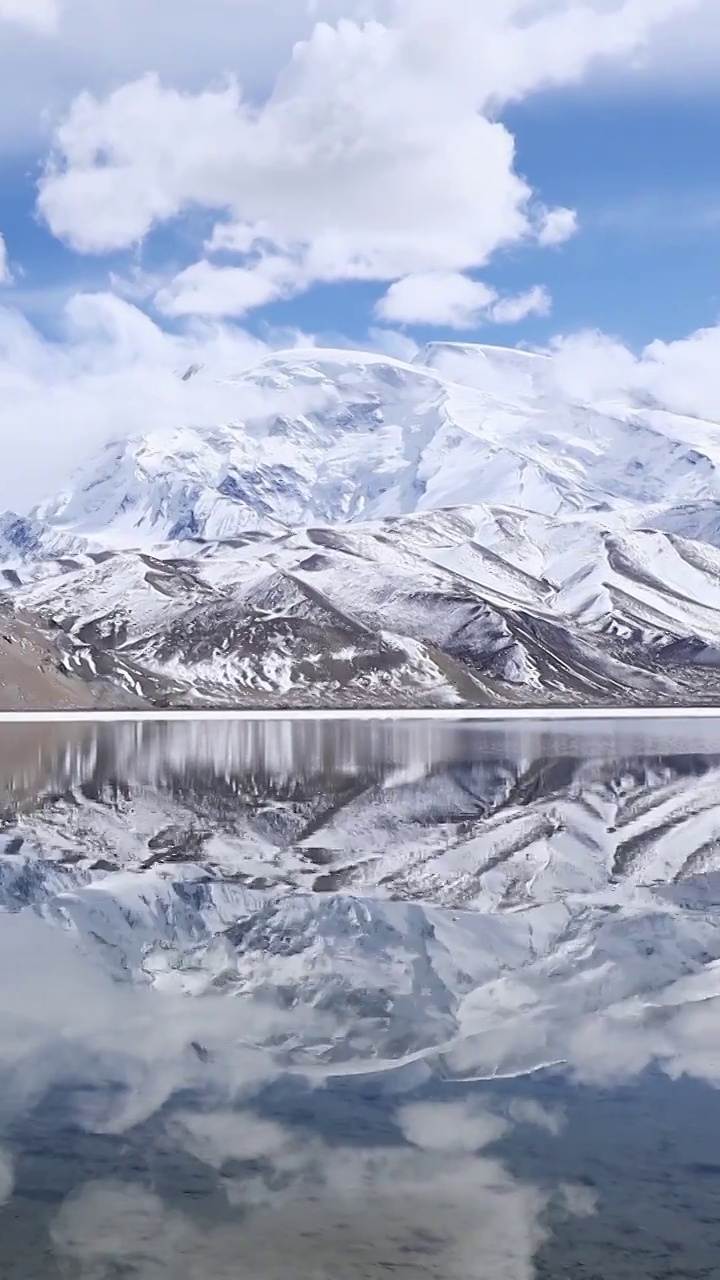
[3,342,720,708]
[6,739,720,1078]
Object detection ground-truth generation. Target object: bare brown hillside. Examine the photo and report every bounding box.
[0,603,144,710]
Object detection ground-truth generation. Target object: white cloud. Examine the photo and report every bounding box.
[155,259,292,318]
[1,0,702,337]
[617,0,720,87]
[366,325,419,361]
[37,0,700,327]
[537,206,578,248]
[0,291,294,510]
[0,282,428,513]
[0,234,11,285]
[490,286,552,325]
[641,327,720,420]
[169,1111,290,1170]
[0,0,715,156]
[376,273,499,329]
[375,273,552,329]
[0,898,572,1280]
[548,324,720,421]
[33,0,698,320]
[0,905,320,1135]
[559,1184,598,1218]
[3,286,720,515]
[547,330,642,403]
[0,0,57,34]
[0,0,357,152]
[387,0,701,108]
[35,61,535,276]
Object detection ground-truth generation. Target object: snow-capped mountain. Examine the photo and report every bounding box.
[6,503,720,707]
[4,342,720,707]
[24,345,720,545]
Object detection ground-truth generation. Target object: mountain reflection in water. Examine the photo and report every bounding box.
[2,717,720,1278]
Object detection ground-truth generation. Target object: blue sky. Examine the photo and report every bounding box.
[256,86,720,348]
[0,0,718,355]
[3,81,719,352]
[3,0,720,515]
[504,87,720,347]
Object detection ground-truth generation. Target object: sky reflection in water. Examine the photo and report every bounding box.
[2,718,720,1278]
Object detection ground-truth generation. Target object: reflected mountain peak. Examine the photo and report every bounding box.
[3,718,720,1276]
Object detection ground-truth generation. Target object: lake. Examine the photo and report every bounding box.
[1,716,720,1278]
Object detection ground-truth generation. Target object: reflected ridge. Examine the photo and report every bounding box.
[2,718,720,1277]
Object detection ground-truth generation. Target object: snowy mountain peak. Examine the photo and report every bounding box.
[414,340,548,371]
[414,341,553,401]
[2,341,720,576]
[5,340,720,708]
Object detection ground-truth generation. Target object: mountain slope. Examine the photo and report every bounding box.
[4,342,720,707]
[6,740,720,1076]
[22,345,720,546]
[0,600,143,710]
[5,504,720,708]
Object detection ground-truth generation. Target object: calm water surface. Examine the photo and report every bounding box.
[1,717,720,1279]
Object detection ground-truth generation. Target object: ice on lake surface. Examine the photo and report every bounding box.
[2,717,720,1277]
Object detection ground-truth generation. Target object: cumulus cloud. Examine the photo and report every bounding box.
[375,273,552,329]
[0,291,334,510]
[33,0,699,321]
[0,905,335,1138]
[376,273,499,329]
[559,1183,598,1218]
[154,259,293,318]
[0,286,425,511]
[168,1111,290,1170]
[548,325,720,420]
[507,1100,565,1136]
[0,0,716,155]
[0,0,357,152]
[490,286,552,325]
[35,59,535,281]
[366,324,419,361]
[621,0,720,86]
[38,1071,601,1280]
[0,0,700,339]
[0,884,582,1280]
[536,207,579,248]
